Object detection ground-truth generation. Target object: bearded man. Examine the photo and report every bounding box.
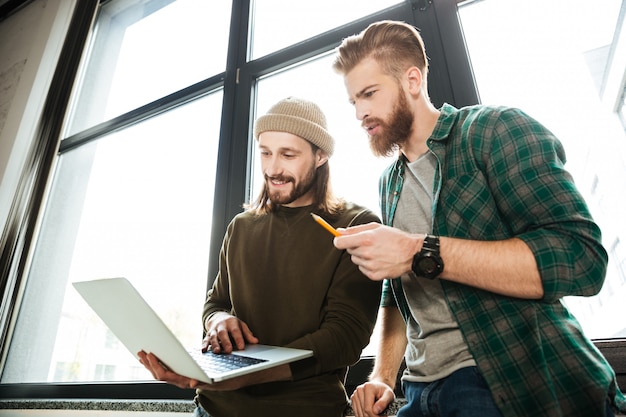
[332,20,626,417]
[139,96,382,417]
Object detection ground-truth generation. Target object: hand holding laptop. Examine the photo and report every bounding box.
[138,350,204,390]
[73,278,313,386]
[138,349,292,391]
[137,309,288,391]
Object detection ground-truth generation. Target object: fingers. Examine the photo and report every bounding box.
[205,318,237,353]
[215,325,238,353]
[333,224,379,251]
[137,351,191,389]
[336,222,380,235]
[138,351,169,380]
[201,335,210,353]
[334,224,420,281]
[371,387,395,416]
[205,328,230,353]
[350,382,394,417]
[206,314,257,353]
[137,350,158,379]
[351,385,378,417]
[239,320,259,345]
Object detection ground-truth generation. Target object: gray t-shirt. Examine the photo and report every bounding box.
[393,151,476,382]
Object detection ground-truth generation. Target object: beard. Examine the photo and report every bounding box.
[266,161,317,206]
[365,88,414,157]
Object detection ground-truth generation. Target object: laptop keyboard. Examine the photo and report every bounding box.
[189,349,268,373]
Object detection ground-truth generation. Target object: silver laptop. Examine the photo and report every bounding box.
[72,277,313,384]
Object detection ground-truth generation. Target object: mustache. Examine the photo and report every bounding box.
[264,174,294,183]
[361,117,383,130]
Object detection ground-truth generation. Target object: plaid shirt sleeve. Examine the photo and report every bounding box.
[472,107,607,301]
[377,104,608,305]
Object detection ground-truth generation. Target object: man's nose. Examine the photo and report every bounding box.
[355,102,369,121]
[264,157,283,176]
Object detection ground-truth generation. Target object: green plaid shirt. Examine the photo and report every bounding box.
[380,103,626,416]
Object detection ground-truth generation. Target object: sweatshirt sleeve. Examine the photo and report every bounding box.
[287,210,383,381]
[202,220,235,326]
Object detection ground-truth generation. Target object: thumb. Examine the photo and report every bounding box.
[336,221,379,235]
[372,391,395,415]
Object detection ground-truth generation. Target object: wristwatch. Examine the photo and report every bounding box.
[411,235,444,279]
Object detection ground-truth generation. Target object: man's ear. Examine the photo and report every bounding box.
[315,150,329,168]
[406,66,423,94]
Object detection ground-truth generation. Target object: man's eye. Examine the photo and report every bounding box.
[364,90,375,97]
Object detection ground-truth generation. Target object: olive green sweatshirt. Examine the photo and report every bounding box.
[197,203,382,417]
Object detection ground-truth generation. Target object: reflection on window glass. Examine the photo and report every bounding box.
[459,0,626,338]
[2,92,222,383]
[253,53,396,220]
[250,0,401,59]
[66,0,232,136]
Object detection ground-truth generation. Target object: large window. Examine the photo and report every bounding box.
[2,0,230,383]
[2,92,222,382]
[4,0,472,389]
[458,0,626,339]
[65,0,231,136]
[1,0,623,400]
[250,0,401,60]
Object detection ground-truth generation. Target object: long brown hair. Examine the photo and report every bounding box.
[246,143,345,217]
[333,20,429,82]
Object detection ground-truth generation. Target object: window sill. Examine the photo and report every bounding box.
[0,398,409,416]
[0,399,194,413]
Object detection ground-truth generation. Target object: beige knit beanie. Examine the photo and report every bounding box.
[254,97,335,157]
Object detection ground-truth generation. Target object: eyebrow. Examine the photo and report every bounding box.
[357,84,378,98]
[350,84,379,103]
[259,145,303,154]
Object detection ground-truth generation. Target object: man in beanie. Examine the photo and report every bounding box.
[139,97,382,417]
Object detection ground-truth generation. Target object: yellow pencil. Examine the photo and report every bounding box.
[310,213,341,237]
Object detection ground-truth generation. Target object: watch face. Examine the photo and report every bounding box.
[412,235,444,279]
[418,257,439,274]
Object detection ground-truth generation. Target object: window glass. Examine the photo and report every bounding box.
[617,88,626,130]
[252,53,396,220]
[65,0,231,136]
[1,91,221,383]
[250,0,402,59]
[458,0,626,338]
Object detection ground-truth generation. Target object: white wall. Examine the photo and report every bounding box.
[0,0,76,234]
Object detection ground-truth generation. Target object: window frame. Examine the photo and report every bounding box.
[619,86,626,131]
